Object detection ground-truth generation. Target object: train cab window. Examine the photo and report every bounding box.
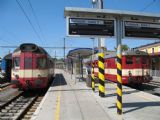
[24,57,32,69]
[37,57,46,69]
[126,56,133,64]
[13,57,20,69]
[136,57,140,64]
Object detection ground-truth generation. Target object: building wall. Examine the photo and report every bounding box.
[137,43,160,71]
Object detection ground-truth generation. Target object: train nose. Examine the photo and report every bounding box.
[35,79,43,86]
[26,80,32,89]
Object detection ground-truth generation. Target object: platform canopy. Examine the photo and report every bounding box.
[67,48,96,59]
[64,7,160,19]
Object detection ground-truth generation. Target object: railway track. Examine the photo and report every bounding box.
[22,96,43,120]
[0,83,11,91]
[144,80,160,87]
[0,92,40,120]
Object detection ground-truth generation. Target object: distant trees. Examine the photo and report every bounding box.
[114,44,130,51]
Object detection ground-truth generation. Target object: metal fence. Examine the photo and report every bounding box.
[150,70,160,77]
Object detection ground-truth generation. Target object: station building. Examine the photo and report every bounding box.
[135,42,160,77]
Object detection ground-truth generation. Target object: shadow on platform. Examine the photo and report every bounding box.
[51,74,67,86]
[108,101,160,114]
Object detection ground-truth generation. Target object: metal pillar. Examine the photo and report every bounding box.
[91,39,95,91]
[81,58,83,78]
[116,18,123,115]
[64,38,66,69]
[78,54,81,81]
[97,0,105,97]
[91,62,95,91]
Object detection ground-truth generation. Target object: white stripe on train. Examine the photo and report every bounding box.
[94,68,150,76]
[11,69,54,78]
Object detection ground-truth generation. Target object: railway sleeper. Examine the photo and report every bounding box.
[0,116,13,120]
[0,113,15,117]
[8,109,19,113]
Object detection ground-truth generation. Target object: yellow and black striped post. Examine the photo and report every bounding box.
[98,52,105,97]
[91,62,95,91]
[116,45,122,115]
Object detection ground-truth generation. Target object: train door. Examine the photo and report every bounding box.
[142,56,149,76]
[135,56,141,76]
[22,52,33,81]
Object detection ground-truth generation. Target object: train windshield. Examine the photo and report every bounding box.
[13,57,20,69]
[24,57,32,69]
[37,57,46,69]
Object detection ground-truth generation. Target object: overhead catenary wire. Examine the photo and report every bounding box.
[0,45,88,49]
[27,0,46,45]
[15,0,44,44]
[0,34,17,46]
[140,0,156,12]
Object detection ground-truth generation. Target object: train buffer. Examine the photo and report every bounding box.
[31,69,160,120]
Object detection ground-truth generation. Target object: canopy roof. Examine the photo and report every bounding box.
[67,48,96,59]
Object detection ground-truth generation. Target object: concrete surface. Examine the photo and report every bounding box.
[31,69,160,120]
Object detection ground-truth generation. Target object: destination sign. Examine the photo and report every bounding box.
[124,21,160,39]
[68,18,114,37]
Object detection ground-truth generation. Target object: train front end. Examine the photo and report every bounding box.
[11,43,50,90]
[122,50,152,85]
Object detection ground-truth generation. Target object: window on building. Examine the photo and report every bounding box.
[152,48,154,54]
[158,47,160,52]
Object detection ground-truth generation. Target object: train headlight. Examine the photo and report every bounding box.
[15,74,19,79]
[35,79,43,86]
[128,71,132,77]
[146,71,149,76]
[38,74,41,78]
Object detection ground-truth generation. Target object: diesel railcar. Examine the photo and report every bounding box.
[92,50,152,85]
[11,43,55,90]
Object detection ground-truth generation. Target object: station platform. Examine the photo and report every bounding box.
[31,69,160,120]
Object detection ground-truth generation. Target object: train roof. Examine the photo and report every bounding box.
[105,50,149,59]
[13,43,49,55]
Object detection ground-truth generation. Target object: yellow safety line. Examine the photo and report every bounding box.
[55,87,61,120]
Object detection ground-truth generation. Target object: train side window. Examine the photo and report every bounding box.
[13,57,20,69]
[37,57,46,69]
[136,57,140,64]
[142,57,148,64]
[126,56,133,64]
[24,57,32,69]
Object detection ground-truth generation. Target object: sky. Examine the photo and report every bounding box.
[0,0,160,58]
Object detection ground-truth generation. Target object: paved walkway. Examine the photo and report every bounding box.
[32,69,160,120]
[31,69,112,120]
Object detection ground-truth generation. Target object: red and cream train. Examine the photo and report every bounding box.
[11,43,55,90]
[89,50,152,85]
